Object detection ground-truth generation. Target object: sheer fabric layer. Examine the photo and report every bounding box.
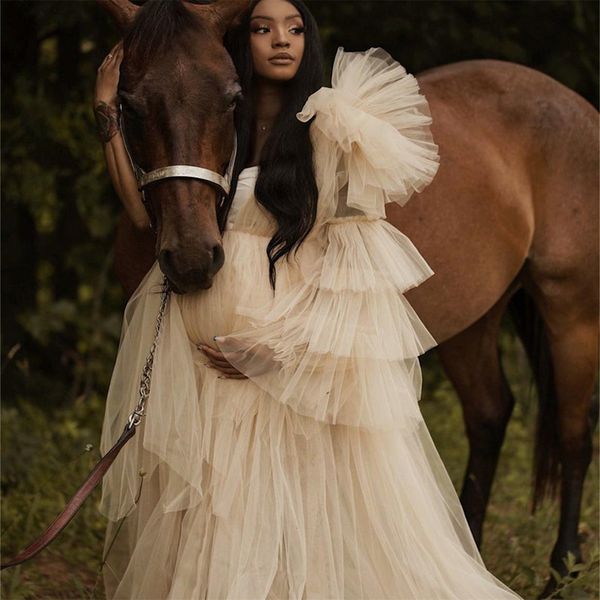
[100,229,521,600]
[103,403,522,599]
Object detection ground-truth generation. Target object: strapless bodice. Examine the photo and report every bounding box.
[226,166,260,230]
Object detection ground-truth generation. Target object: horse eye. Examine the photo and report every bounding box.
[121,99,134,114]
[120,92,146,117]
[227,92,243,112]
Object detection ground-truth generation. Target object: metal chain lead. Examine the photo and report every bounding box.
[127,277,171,430]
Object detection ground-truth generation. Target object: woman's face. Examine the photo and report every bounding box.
[249,0,305,82]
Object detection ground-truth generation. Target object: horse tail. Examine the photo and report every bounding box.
[507,286,560,513]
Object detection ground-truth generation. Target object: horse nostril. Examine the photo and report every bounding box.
[158,248,174,274]
[158,243,224,289]
[211,243,224,272]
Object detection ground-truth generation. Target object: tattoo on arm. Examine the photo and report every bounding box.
[94,101,120,143]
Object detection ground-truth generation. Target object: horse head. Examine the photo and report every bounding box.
[98,0,250,293]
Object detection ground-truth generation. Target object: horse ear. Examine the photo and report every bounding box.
[215,0,251,28]
[96,0,140,33]
[188,0,251,35]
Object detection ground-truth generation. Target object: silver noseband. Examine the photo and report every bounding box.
[119,105,238,226]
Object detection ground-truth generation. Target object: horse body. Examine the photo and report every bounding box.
[394,57,598,347]
[393,58,598,598]
[99,2,598,596]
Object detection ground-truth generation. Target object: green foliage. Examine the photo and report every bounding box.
[547,549,600,599]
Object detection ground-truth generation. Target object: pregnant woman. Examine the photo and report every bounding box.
[94,0,524,597]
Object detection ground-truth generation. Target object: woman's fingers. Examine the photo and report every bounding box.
[112,41,124,64]
[95,42,125,106]
[198,344,248,377]
[205,362,240,374]
[99,41,123,69]
[200,344,229,362]
[200,346,231,367]
[107,41,123,59]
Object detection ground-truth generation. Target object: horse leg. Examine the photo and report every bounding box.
[540,319,597,598]
[436,289,517,547]
[521,267,599,598]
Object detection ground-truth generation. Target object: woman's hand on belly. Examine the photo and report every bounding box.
[196,343,249,379]
[197,338,279,379]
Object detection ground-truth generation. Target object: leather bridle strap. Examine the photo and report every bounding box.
[0,423,136,570]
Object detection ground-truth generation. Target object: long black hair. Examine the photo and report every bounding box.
[224,0,324,290]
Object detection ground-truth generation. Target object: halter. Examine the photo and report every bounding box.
[119,104,238,228]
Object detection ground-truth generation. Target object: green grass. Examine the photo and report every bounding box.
[1,396,107,599]
[1,341,598,599]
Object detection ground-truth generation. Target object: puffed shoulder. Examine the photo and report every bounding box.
[296,47,440,221]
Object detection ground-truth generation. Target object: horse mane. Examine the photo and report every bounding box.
[125,0,212,63]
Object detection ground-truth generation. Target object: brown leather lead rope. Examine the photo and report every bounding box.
[1,279,170,571]
[1,424,136,570]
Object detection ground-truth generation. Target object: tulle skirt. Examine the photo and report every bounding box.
[99,227,523,599]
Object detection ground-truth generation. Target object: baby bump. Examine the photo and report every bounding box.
[177,230,274,346]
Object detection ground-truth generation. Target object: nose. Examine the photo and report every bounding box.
[273,28,290,48]
[158,242,224,293]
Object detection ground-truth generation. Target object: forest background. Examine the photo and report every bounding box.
[1,0,598,598]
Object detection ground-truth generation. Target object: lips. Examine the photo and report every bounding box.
[269,53,294,61]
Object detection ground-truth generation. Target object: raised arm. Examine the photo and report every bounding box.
[94,42,150,231]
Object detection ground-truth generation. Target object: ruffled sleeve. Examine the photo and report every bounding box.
[297,46,440,221]
[214,47,439,432]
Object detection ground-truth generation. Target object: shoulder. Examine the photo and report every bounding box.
[296,47,440,222]
[297,47,420,128]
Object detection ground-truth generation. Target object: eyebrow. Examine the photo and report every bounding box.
[250,14,302,21]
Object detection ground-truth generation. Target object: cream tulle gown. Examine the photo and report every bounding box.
[99,47,523,600]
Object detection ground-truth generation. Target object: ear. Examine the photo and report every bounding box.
[214,0,252,29]
[96,0,140,33]
[187,0,252,36]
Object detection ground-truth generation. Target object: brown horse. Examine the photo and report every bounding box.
[98,1,599,597]
[100,0,248,293]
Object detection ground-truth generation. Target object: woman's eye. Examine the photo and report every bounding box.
[251,25,305,34]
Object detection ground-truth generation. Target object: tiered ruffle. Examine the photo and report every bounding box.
[215,219,437,431]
